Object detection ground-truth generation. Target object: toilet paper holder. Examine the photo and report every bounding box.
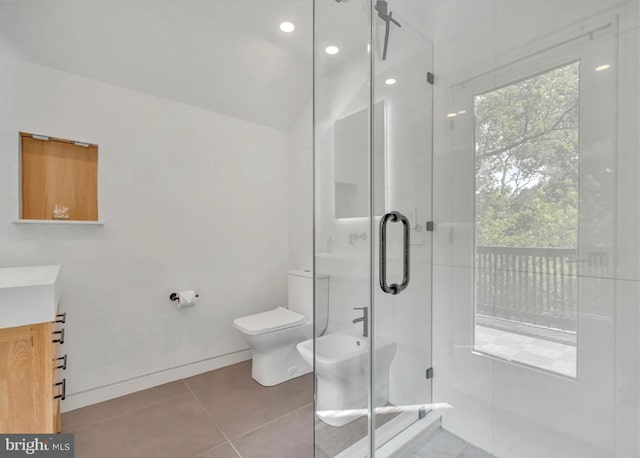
[169,292,199,302]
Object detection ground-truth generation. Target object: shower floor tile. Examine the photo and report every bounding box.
[400,428,495,458]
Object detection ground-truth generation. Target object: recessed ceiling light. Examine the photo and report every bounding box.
[595,64,611,72]
[447,113,457,118]
[458,110,467,115]
[385,78,397,85]
[280,22,295,33]
[325,45,340,55]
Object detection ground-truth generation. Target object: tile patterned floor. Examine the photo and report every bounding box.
[475,325,577,377]
[62,360,313,458]
[400,428,495,458]
[63,361,494,458]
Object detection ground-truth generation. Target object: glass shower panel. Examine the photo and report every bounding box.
[433,1,639,457]
[313,0,374,456]
[370,5,434,454]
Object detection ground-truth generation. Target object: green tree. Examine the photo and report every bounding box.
[475,62,580,248]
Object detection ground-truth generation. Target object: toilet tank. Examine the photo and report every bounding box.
[288,270,329,333]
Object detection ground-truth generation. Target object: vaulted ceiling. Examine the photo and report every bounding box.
[0,0,313,131]
[0,0,627,131]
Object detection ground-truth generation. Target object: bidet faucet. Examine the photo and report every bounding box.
[352,307,369,337]
[349,232,367,245]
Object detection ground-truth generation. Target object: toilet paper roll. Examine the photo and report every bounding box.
[176,290,197,309]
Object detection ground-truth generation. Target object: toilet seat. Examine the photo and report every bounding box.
[233,307,306,335]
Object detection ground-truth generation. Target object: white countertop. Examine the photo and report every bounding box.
[0,265,61,329]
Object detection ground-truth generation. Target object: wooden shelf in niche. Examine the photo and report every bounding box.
[20,132,98,221]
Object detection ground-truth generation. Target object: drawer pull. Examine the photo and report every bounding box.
[52,328,65,344]
[56,354,68,370]
[56,312,66,324]
[54,378,66,400]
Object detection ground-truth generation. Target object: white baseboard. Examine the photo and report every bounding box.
[61,349,252,413]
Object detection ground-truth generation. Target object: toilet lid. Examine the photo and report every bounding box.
[233,307,306,335]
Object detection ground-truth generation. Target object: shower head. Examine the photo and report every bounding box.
[375,0,401,61]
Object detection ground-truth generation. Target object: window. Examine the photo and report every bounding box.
[473,62,580,377]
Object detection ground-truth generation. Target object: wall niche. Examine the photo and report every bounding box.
[20,132,99,222]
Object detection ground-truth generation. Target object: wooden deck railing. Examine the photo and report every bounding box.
[475,246,579,332]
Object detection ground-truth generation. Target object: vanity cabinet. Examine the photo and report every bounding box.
[0,265,65,433]
[0,315,66,433]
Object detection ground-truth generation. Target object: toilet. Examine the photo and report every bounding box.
[233,270,328,386]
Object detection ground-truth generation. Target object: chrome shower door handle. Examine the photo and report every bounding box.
[379,211,410,295]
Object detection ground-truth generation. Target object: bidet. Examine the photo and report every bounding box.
[297,330,397,426]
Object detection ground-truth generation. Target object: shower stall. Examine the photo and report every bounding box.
[312,0,640,456]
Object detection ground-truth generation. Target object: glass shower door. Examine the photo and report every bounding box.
[370,4,434,455]
[313,1,434,456]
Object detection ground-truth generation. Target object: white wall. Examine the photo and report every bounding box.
[0,52,290,411]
